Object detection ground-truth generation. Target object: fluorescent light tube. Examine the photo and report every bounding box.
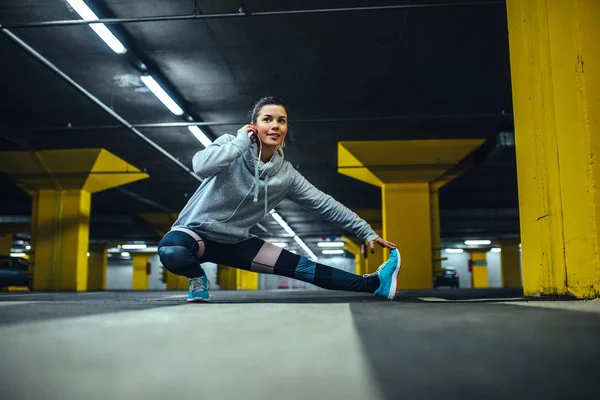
[271,212,296,237]
[317,242,344,248]
[121,244,147,250]
[444,248,464,253]
[464,240,491,246]
[140,75,184,115]
[491,248,502,253]
[294,235,318,260]
[10,253,26,258]
[66,0,127,54]
[120,252,131,257]
[270,242,287,248]
[188,126,213,147]
[322,249,344,255]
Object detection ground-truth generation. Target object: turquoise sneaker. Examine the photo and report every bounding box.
[187,275,210,303]
[373,249,401,300]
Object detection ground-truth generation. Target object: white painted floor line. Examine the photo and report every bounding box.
[0,303,382,400]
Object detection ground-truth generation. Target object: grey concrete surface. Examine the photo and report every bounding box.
[0,289,598,400]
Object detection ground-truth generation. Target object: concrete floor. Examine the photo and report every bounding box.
[0,289,598,400]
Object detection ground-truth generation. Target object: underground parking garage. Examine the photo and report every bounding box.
[0,1,599,399]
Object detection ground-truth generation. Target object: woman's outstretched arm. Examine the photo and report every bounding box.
[286,169,397,250]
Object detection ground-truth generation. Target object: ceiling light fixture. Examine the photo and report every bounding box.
[464,240,491,246]
[444,248,464,253]
[188,125,213,148]
[491,248,501,253]
[66,0,127,54]
[140,75,184,115]
[322,249,344,255]
[317,241,344,248]
[121,244,147,250]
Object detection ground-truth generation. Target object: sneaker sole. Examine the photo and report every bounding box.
[187,297,210,303]
[386,250,402,300]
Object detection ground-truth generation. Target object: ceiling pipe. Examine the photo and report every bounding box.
[3,2,506,29]
[24,112,513,132]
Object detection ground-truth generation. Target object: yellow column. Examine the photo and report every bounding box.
[132,254,150,290]
[33,189,91,291]
[236,269,258,290]
[166,270,188,290]
[342,236,365,275]
[0,149,148,291]
[338,139,485,290]
[498,239,522,288]
[469,250,489,288]
[217,265,237,290]
[0,234,13,255]
[507,0,600,298]
[87,244,108,291]
[429,187,444,276]
[382,183,432,289]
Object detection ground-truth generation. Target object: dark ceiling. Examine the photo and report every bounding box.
[0,0,519,256]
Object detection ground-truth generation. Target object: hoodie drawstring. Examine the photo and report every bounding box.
[253,143,261,203]
[264,175,269,216]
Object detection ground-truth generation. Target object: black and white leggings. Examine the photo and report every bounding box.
[157,227,380,293]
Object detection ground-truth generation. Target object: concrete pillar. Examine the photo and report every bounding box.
[338,139,485,289]
[468,250,489,288]
[132,254,150,290]
[342,236,365,275]
[506,0,600,298]
[497,239,522,288]
[87,244,108,291]
[0,149,148,291]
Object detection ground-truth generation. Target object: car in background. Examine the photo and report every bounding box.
[433,267,460,289]
[0,255,32,291]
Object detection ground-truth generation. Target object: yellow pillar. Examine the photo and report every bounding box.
[497,239,522,288]
[132,254,150,290]
[217,265,237,290]
[0,234,13,255]
[0,149,148,291]
[342,236,365,275]
[236,269,258,290]
[469,250,489,288]
[87,244,108,291]
[166,270,188,291]
[507,0,600,298]
[382,183,432,288]
[430,185,445,276]
[338,140,485,290]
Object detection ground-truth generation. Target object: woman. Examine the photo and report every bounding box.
[158,96,401,302]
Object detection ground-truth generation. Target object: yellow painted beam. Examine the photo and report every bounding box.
[382,183,432,289]
[339,140,485,185]
[132,254,150,290]
[88,244,108,291]
[0,234,12,255]
[469,250,489,289]
[507,0,600,298]
[497,239,522,288]
[429,188,444,275]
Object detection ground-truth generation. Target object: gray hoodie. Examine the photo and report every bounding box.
[172,131,379,244]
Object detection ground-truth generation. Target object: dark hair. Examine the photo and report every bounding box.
[249,96,288,124]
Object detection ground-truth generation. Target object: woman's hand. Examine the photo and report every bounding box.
[368,237,398,253]
[238,124,258,142]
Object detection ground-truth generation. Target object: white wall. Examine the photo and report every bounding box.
[106,258,133,290]
[486,251,502,288]
[148,254,166,290]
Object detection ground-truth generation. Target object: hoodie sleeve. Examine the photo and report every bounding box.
[286,169,380,243]
[192,132,252,179]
